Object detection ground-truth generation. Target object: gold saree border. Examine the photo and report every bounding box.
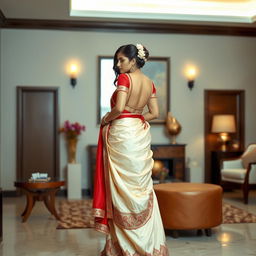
[101,238,123,256]
[113,192,153,230]
[101,239,169,256]
[92,208,105,218]
[117,85,129,93]
[95,222,109,235]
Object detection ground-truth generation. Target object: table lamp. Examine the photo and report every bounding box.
[211,114,236,151]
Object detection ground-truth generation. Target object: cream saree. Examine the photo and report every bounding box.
[93,117,169,256]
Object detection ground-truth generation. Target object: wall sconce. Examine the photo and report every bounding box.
[69,64,78,88]
[185,66,197,90]
[211,114,236,151]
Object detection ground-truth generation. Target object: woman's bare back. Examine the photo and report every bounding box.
[124,72,153,113]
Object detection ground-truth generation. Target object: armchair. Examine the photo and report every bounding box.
[220,143,256,204]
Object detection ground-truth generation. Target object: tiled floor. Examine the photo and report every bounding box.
[1,190,256,256]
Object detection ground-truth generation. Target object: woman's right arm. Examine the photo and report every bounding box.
[143,97,159,121]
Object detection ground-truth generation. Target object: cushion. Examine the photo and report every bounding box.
[241,149,256,169]
[221,168,246,180]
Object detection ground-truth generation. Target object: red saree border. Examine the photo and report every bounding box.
[113,192,154,230]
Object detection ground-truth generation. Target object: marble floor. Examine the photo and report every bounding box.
[1,190,256,256]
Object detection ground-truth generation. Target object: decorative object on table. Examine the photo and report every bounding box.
[152,160,169,182]
[29,172,51,182]
[231,139,240,150]
[166,112,182,144]
[59,121,86,163]
[56,199,256,229]
[211,114,236,151]
[152,160,164,178]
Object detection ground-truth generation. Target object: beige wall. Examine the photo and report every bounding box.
[1,29,256,190]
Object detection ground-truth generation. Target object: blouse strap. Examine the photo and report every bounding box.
[126,73,133,103]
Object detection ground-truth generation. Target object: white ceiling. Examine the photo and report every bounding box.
[0,0,256,27]
[71,0,256,23]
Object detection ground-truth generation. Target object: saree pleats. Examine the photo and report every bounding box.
[93,118,169,256]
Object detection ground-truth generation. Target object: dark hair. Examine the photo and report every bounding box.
[113,44,149,84]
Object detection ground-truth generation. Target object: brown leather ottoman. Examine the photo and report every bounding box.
[154,182,223,237]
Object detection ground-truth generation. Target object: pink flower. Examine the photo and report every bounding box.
[60,121,86,140]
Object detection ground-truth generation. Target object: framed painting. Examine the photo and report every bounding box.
[98,56,170,124]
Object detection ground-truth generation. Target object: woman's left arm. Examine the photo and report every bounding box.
[101,91,127,126]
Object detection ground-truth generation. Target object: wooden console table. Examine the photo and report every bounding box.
[88,144,186,195]
[14,180,65,222]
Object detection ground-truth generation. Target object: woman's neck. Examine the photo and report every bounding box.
[130,68,141,74]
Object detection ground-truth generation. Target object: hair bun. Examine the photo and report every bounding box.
[136,44,148,62]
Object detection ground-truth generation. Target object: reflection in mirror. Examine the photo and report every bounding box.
[99,57,115,122]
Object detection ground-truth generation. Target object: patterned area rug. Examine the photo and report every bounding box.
[56,200,256,229]
[57,200,94,229]
[223,203,256,224]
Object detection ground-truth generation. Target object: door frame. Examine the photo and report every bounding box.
[204,89,245,183]
[16,86,60,181]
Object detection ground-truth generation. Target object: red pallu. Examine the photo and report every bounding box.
[92,126,109,233]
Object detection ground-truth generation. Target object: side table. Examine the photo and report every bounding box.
[14,180,65,222]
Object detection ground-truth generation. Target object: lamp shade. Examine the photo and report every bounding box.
[211,115,236,133]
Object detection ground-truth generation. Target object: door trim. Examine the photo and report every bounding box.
[16,86,60,181]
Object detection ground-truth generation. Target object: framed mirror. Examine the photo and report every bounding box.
[98,56,170,124]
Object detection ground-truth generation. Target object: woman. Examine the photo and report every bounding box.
[93,44,169,256]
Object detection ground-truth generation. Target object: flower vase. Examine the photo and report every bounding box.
[67,139,77,164]
[166,112,182,144]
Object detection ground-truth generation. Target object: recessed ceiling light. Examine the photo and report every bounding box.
[70,0,256,23]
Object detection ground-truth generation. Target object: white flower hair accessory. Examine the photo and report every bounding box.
[136,43,147,62]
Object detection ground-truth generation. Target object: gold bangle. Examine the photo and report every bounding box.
[103,116,109,125]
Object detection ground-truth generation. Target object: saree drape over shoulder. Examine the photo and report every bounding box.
[93,74,169,256]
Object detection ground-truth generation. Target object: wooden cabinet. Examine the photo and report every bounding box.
[88,144,186,195]
[211,151,243,184]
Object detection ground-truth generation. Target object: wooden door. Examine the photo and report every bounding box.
[17,87,60,181]
[204,90,245,183]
